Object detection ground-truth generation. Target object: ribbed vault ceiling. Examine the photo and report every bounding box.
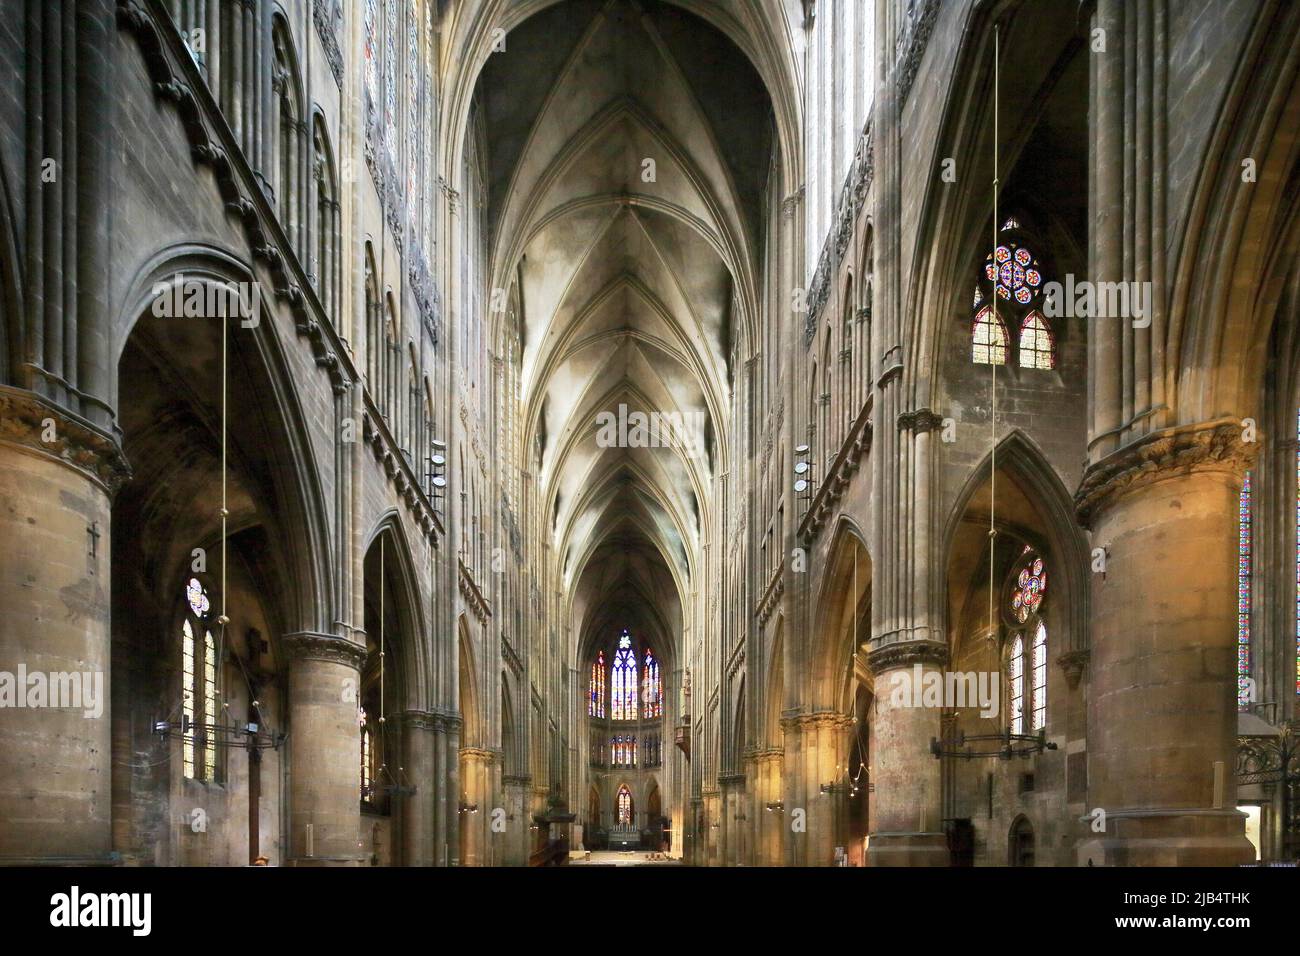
[473,0,775,661]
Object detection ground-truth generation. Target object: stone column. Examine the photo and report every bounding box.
[1075,422,1255,865]
[399,709,435,866]
[283,631,367,866]
[458,746,492,865]
[701,787,720,865]
[718,772,745,865]
[789,712,853,866]
[502,773,531,865]
[0,392,127,863]
[752,748,784,865]
[865,642,949,866]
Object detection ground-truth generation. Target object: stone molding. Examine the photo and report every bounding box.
[897,407,945,433]
[896,0,940,104]
[459,559,492,624]
[1074,418,1255,528]
[283,630,367,671]
[779,711,854,733]
[866,639,949,675]
[0,386,132,495]
[399,709,438,732]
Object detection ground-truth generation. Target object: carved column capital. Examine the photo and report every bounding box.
[897,407,944,433]
[1075,418,1256,528]
[866,639,949,675]
[399,709,438,732]
[282,631,367,671]
[0,386,131,495]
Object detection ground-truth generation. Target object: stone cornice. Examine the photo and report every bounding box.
[804,122,874,346]
[0,387,132,495]
[361,404,443,546]
[311,0,344,90]
[1074,418,1255,528]
[866,639,949,675]
[756,560,785,625]
[282,631,367,671]
[798,397,874,542]
[896,0,940,104]
[458,559,491,624]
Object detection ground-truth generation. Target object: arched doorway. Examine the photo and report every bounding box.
[1009,816,1036,867]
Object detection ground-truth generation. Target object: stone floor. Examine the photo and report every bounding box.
[569,850,682,866]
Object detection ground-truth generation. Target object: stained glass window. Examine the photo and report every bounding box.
[642,649,662,719]
[617,785,632,825]
[1009,635,1024,736]
[612,631,638,720]
[985,242,1044,306]
[421,1,434,256]
[181,579,217,781]
[187,577,210,618]
[182,620,196,778]
[972,307,1007,365]
[360,708,372,801]
[1238,472,1252,708]
[363,0,378,118]
[974,220,1054,368]
[406,1,419,198]
[1011,555,1047,623]
[384,0,397,162]
[1018,312,1054,369]
[1031,621,1047,732]
[589,650,606,718]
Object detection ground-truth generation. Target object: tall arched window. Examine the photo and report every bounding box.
[360,707,373,803]
[1031,621,1047,732]
[384,0,397,163]
[312,118,339,320]
[1008,634,1025,737]
[972,305,1008,366]
[1018,312,1055,369]
[406,0,420,199]
[611,631,638,720]
[642,649,661,718]
[363,0,379,119]
[272,22,303,253]
[589,651,606,718]
[1239,471,1253,708]
[617,785,633,825]
[364,246,380,391]
[181,578,218,782]
[1006,550,1048,734]
[974,217,1054,368]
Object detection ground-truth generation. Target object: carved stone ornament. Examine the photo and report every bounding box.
[1074,418,1256,528]
[0,386,132,495]
[282,631,368,671]
[866,639,949,675]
